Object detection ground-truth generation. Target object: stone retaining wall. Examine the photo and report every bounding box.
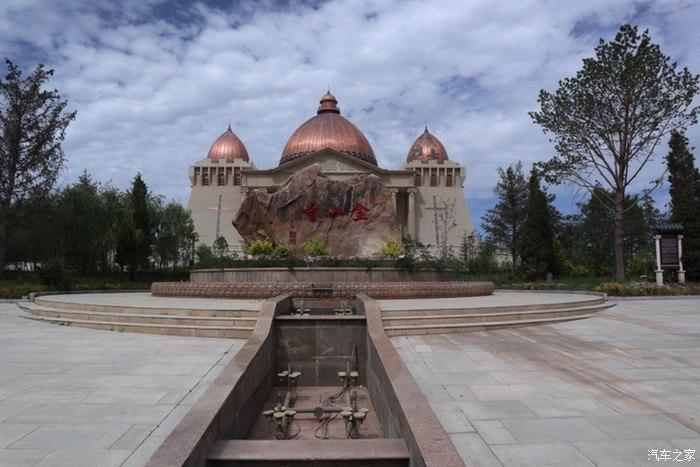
[190,267,457,283]
[151,281,494,299]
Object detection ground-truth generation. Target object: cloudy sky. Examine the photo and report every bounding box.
[2,0,699,229]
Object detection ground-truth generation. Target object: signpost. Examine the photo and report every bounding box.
[653,223,685,286]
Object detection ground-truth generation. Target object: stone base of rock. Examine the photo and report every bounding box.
[151,280,494,299]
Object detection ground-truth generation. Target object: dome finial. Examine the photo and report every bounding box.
[228,118,232,131]
[318,90,340,114]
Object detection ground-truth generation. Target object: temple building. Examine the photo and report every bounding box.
[187,91,475,254]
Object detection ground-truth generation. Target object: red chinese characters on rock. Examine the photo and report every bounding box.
[300,201,371,223]
[327,206,343,219]
[351,203,370,221]
[302,203,319,223]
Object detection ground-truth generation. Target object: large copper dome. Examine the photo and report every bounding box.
[406,127,449,164]
[207,125,249,163]
[280,91,376,166]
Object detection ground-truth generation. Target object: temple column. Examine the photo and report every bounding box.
[678,235,686,285]
[654,234,663,285]
[407,189,416,238]
[390,189,398,213]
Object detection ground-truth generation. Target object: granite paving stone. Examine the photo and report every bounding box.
[394,297,700,466]
[0,301,245,465]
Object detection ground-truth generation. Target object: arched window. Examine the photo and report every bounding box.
[446,173,453,187]
[234,172,242,186]
[217,172,225,186]
[414,172,422,186]
[430,173,437,187]
[202,172,209,186]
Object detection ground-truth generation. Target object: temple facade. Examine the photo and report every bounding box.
[187,91,475,254]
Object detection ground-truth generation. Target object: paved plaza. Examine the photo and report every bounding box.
[1,296,699,466]
[394,298,700,466]
[0,303,244,466]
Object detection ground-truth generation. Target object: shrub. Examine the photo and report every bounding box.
[564,260,590,278]
[626,252,655,279]
[195,244,217,268]
[36,258,72,290]
[593,281,697,296]
[273,242,294,258]
[244,239,274,257]
[304,235,330,257]
[380,238,405,259]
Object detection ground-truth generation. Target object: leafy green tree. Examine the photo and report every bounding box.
[666,131,700,277]
[530,24,699,281]
[213,236,229,261]
[565,186,657,276]
[518,170,560,278]
[0,60,76,273]
[153,202,198,270]
[194,244,216,269]
[54,172,107,274]
[482,162,528,273]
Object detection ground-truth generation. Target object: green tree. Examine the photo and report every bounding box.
[213,236,229,261]
[530,24,699,281]
[154,202,198,270]
[666,131,700,277]
[482,162,528,272]
[116,173,152,279]
[195,244,216,268]
[54,172,109,274]
[565,186,657,276]
[518,170,560,278]
[0,60,76,273]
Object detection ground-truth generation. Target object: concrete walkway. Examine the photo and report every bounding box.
[0,303,244,466]
[394,298,700,466]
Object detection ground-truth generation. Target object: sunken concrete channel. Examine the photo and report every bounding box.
[147,294,463,467]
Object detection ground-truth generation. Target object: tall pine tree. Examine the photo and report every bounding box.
[116,173,152,279]
[482,162,528,272]
[666,131,700,278]
[518,169,560,278]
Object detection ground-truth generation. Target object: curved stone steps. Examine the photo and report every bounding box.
[380,297,606,317]
[384,313,599,336]
[33,297,258,317]
[18,302,256,327]
[21,314,254,338]
[382,303,612,327]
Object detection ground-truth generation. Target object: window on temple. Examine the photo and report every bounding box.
[218,172,225,186]
[414,172,422,186]
[202,172,209,186]
[430,173,437,186]
[446,173,453,187]
[234,172,242,186]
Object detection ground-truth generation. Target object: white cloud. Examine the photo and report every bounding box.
[1,0,698,224]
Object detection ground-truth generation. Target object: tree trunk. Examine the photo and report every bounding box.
[0,212,8,276]
[613,188,626,281]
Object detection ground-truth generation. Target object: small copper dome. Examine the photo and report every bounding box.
[207,125,249,163]
[406,127,449,164]
[280,91,376,166]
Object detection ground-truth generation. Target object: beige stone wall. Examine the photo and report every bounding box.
[187,158,252,251]
[187,151,475,255]
[404,160,475,253]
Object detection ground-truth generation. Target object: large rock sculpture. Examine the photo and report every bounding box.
[233,164,400,258]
